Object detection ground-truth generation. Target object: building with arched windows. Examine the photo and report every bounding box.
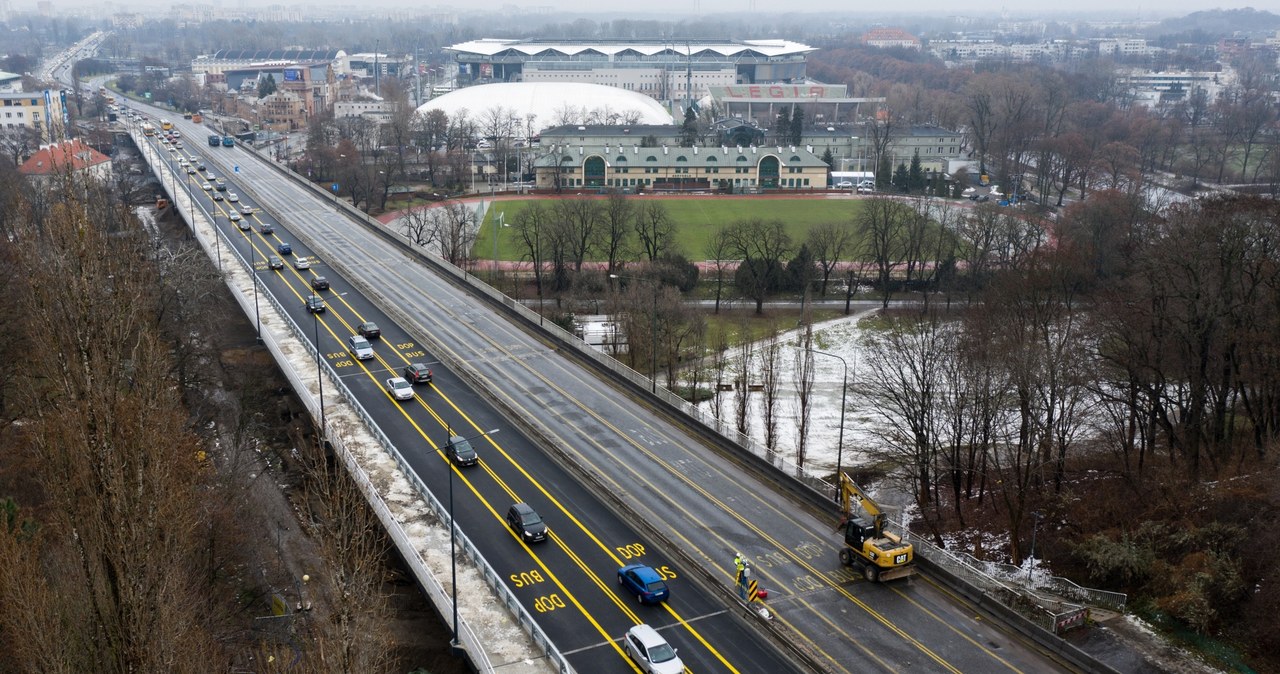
[531,142,829,193]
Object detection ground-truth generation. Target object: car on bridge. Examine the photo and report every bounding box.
[305,295,326,313]
[347,335,374,360]
[617,564,669,604]
[403,363,433,385]
[385,376,414,401]
[267,255,284,270]
[506,503,547,543]
[623,624,683,674]
[258,222,273,234]
[293,256,312,270]
[358,321,381,340]
[277,242,292,256]
[309,276,329,291]
[445,435,478,467]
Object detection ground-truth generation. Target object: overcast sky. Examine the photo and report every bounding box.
[21,1,1270,20]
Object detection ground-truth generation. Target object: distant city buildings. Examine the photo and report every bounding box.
[445,38,816,104]
[862,28,921,50]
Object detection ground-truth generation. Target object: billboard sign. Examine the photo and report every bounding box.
[283,68,302,82]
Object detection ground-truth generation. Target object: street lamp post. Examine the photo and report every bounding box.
[250,237,261,342]
[609,273,659,394]
[443,427,500,652]
[808,347,848,499]
[491,211,506,285]
[1027,511,1043,582]
[310,306,326,439]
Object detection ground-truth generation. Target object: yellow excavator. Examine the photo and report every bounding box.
[837,473,916,582]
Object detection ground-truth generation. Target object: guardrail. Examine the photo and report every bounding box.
[138,129,571,674]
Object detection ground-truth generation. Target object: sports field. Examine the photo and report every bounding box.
[481,197,863,261]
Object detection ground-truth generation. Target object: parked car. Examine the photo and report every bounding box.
[347,335,374,360]
[385,377,414,401]
[267,255,284,270]
[623,624,683,674]
[617,564,669,604]
[835,180,852,188]
[445,435,478,467]
[310,275,329,291]
[403,363,433,385]
[305,294,326,313]
[506,503,547,543]
[358,321,381,340]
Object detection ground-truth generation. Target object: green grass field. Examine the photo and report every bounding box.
[477,197,864,261]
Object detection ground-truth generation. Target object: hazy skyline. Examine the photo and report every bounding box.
[9,0,1276,20]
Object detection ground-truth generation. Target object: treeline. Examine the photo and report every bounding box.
[858,193,1280,664]
[810,45,1280,201]
[0,167,425,672]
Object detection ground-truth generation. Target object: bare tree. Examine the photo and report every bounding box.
[792,322,816,467]
[726,219,792,315]
[598,190,633,280]
[855,197,911,308]
[512,202,551,303]
[760,329,783,452]
[704,226,735,314]
[633,200,676,262]
[807,221,855,296]
[435,202,479,266]
[550,197,600,274]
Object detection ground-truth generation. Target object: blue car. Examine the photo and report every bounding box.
[617,563,669,604]
[277,242,292,256]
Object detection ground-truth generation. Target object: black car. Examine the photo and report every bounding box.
[358,321,381,340]
[305,295,326,313]
[310,276,330,291]
[267,255,284,270]
[445,435,478,467]
[403,363,433,385]
[506,503,547,543]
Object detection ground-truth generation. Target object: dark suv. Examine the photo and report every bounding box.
[403,363,433,385]
[305,295,326,313]
[445,435,478,467]
[506,503,547,543]
[358,321,381,340]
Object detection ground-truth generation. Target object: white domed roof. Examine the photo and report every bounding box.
[416,82,673,131]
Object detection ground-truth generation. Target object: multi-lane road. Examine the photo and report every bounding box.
[125,108,1079,674]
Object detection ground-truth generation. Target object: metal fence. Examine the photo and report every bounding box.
[147,131,572,674]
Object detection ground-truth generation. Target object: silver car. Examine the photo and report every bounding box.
[347,335,374,360]
[385,377,414,401]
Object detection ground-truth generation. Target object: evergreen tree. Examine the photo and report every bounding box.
[789,107,805,145]
[774,108,791,144]
[257,73,277,99]
[681,107,698,147]
[820,148,834,169]
[876,154,892,189]
[908,150,924,193]
[893,163,910,192]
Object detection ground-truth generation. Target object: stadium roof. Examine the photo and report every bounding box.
[447,38,814,59]
[208,49,341,61]
[416,83,673,130]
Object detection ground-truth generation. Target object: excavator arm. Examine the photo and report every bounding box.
[838,473,890,537]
